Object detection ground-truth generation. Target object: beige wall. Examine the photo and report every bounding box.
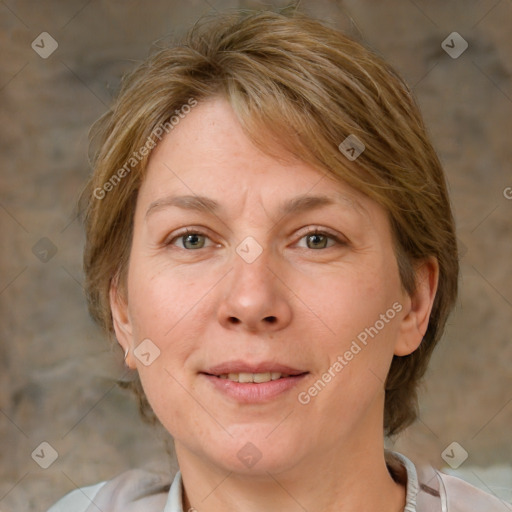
[1,1,511,510]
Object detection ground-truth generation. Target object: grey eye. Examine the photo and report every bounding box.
[306,233,330,249]
[180,233,206,249]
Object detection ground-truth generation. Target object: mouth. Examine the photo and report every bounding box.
[200,362,309,403]
[211,372,296,383]
[202,361,307,381]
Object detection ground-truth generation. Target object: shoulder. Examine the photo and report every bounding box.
[47,468,173,512]
[437,471,511,512]
[388,450,511,512]
[47,481,106,512]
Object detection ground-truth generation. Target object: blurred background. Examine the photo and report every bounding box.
[1,0,511,510]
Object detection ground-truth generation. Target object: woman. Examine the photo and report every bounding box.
[48,8,506,512]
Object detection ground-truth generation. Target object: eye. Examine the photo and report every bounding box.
[166,229,213,250]
[164,227,345,251]
[296,229,345,250]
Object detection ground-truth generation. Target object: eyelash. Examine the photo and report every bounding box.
[165,227,347,251]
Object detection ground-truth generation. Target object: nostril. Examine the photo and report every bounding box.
[228,317,241,324]
[265,316,277,323]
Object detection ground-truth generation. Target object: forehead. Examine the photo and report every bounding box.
[143,97,319,188]
[137,96,380,223]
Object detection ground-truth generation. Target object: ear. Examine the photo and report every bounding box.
[394,257,439,356]
[110,275,137,369]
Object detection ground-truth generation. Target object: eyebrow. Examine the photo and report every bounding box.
[145,193,362,220]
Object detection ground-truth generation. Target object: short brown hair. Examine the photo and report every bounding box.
[81,8,459,437]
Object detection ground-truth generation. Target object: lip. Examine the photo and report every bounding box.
[203,360,307,376]
[202,373,308,403]
[200,360,309,404]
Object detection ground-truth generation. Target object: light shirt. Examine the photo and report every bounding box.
[47,450,509,511]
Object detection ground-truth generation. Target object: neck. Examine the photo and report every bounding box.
[176,427,405,512]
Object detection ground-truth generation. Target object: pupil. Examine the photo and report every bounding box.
[185,234,202,248]
[309,234,325,248]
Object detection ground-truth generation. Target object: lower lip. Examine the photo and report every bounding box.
[201,373,308,403]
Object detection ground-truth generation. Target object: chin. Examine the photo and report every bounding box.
[203,430,305,476]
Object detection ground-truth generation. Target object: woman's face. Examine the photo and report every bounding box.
[111,97,430,475]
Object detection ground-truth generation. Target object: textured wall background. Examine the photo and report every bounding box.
[1,1,511,510]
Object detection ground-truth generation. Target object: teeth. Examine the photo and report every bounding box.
[219,372,290,383]
[239,372,255,383]
[253,372,272,383]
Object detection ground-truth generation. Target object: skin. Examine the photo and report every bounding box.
[111,96,438,512]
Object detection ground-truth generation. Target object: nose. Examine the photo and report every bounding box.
[216,247,293,334]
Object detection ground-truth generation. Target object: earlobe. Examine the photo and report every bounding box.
[109,276,137,369]
[394,257,439,356]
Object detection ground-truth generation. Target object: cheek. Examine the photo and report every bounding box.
[307,261,402,385]
[310,265,397,339]
[125,264,205,434]
[125,259,219,414]
[127,256,208,341]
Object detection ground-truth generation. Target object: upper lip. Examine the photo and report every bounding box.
[203,360,308,376]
